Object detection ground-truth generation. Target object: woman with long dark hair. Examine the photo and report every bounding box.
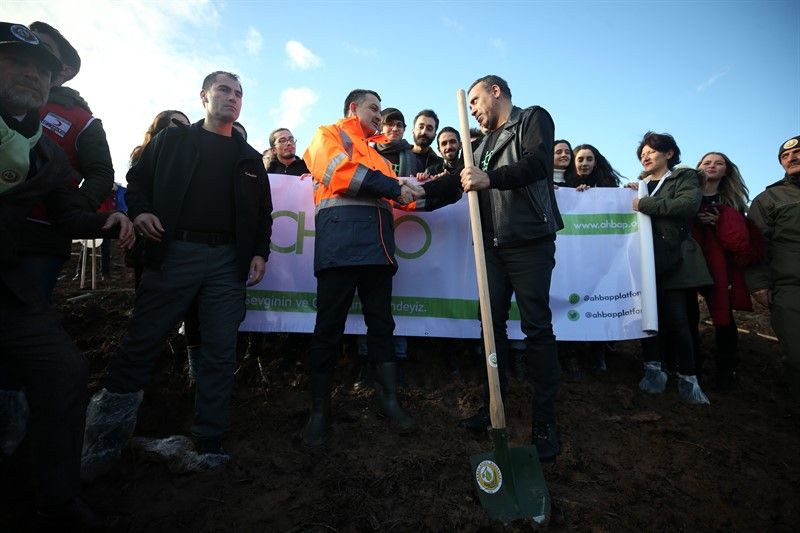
[553,139,572,184]
[689,152,761,390]
[564,144,623,190]
[626,132,712,404]
[127,110,190,285]
[129,110,190,165]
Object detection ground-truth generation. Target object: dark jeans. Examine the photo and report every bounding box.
[642,288,696,375]
[0,284,88,507]
[308,266,395,374]
[108,241,245,441]
[16,254,66,303]
[484,237,560,424]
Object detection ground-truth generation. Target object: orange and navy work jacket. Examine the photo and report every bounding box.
[304,116,413,274]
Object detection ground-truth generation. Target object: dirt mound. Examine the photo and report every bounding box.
[2,250,799,531]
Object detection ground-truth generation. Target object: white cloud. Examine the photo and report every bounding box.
[491,38,507,54]
[697,68,730,92]
[5,0,234,184]
[159,0,221,28]
[285,40,322,70]
[441,16,463,31]
[243,27,262,56]
[343,41,377,58]
[269,87,319,130]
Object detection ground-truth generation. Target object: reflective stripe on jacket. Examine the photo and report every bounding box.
[304,116,406,274]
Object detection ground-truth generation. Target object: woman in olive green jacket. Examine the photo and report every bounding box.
[626,132,712,405]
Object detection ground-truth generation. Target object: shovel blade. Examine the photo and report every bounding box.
[470,430,551,525]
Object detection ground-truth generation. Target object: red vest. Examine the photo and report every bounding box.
[29,103,94,222]
[39,102,94,173]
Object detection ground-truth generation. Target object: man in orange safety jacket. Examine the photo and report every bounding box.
[302,89,422,448]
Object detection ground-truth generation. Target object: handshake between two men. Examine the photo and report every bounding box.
[396,166,493,206]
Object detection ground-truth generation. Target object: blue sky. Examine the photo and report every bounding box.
[8,0,799,198]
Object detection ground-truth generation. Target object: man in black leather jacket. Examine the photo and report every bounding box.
[458,74,563,462]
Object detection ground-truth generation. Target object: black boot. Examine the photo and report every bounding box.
[302,373,331,448]
[532,421,561,462]
[373,361,415,430]
[459,406,490,433]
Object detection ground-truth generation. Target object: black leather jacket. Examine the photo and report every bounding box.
[473,105,563,246]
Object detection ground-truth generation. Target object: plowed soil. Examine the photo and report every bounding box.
[2,249,799,531]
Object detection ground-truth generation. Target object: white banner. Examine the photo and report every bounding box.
[240,174,652,341]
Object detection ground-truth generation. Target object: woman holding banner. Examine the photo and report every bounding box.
[627,132,712,404]
[564,143,623,190]
[560,144,624,380]
[688,152,762,391]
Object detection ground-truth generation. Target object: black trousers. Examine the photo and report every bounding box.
[686,294,739,375]
[484,237,560,424]
[642,288,696,375]
[308,266,395,374]
[0,283,87,507]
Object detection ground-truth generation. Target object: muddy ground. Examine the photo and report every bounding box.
[2,249,799,531]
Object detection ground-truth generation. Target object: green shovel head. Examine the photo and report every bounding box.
[469,428,551,525]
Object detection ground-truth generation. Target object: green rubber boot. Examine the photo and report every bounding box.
[302,373,331,449]
[374,361,416,430]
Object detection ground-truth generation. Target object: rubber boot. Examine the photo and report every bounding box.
[373,361,415,430]
[302,373,331,449]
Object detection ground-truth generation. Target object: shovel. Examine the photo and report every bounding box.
[456,89,551,525]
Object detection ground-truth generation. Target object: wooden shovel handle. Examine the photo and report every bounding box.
[457,89,506,430]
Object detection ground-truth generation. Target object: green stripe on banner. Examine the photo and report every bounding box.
[559,213,638,235]
[245,289,522,320]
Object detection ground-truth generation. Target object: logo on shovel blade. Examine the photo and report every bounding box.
[476,460,503,494]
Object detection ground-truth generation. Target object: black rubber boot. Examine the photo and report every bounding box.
[302,373,331,449]
[373,361,415,430]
